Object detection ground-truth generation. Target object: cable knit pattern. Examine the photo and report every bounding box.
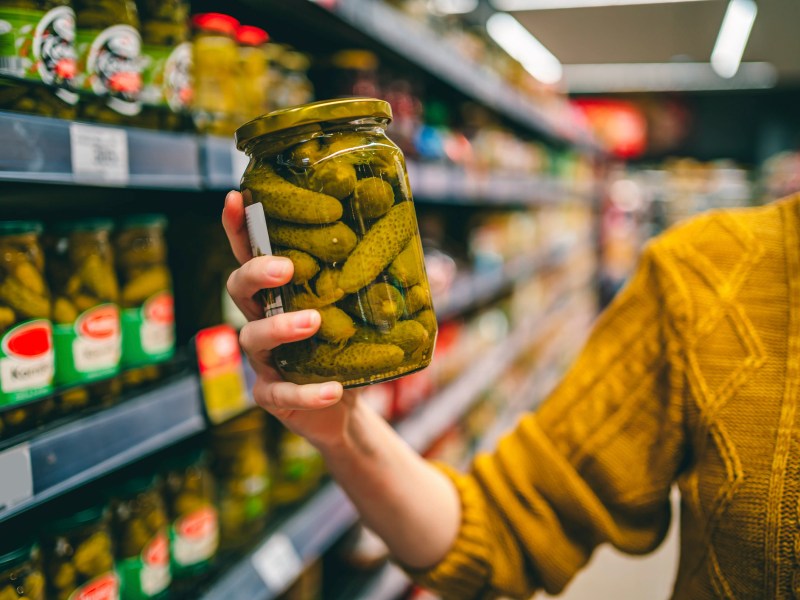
[407,194,800,599]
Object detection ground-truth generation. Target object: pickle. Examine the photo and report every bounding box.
[244,164,343,225]
[415,309,437,336]
[292,289,344,310]
[316,305,356,344]
[304,158,357,200]
[120,265,170,306]
[352,319,429,355]
[404,284,432,315]
[73,294,100,314]
[287,139,324,166]
[314,267,340,299]
[342,282,405,327]
[53,297,79,324]
[388,241,423,288]
[269,221,357,264]
[296,342,404,379]
[337,202,416,294]
[77,254,119,301]
[0,276,51,319]
[278,249,319,287]
[0,307,15,332]
[351,177,395,219]
[14,261,47,295]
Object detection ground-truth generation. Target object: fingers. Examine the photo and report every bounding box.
[226,255,294,321]
[239,309,321,364]
[253,378,343,412]
[222,190,254,265]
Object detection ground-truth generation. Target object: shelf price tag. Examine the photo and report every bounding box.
[195,325,251,424]
[70,123,130,184]
[251,533,303,593]
[0,443,33,511]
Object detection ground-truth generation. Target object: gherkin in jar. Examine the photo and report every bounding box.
[236,98,437,388]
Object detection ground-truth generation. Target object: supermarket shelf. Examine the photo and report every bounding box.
[0,375,204,523]
[0,111,202,189]
[312,0,597,150]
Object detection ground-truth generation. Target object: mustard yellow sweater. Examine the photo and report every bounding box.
[413,194,800,599]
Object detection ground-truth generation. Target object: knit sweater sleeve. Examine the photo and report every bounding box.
[407,243,687,599]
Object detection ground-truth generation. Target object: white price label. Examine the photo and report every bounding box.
[0,443,33,511]
[70,123,129,184]
[251,533,303,593]
[231,145,249,185]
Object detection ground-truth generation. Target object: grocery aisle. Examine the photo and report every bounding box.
[0,0,797,599]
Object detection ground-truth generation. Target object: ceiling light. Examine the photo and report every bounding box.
[563,62,777,92]
[492,0,710,10]
[711,0,757,78]
[429,0,479,14]
[486,12,563,84]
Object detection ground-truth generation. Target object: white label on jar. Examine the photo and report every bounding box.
[251,533,302,593]
[231,145,250,185]
[70,123,129,184]
[245,202,272,258]
[0,354,53,393]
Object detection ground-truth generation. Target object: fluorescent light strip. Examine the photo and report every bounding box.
[493,0,710,10]
[429,0,480,14]
[711,0,757,78]
[486,12,563,84]
[563,62,777,92]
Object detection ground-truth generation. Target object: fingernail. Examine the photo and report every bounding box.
[266,259,289,278]
[320,382,341,400]
[293,310,318,329]
[224,190,236,207]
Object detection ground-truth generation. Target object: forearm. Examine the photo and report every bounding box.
[318,397,462,569]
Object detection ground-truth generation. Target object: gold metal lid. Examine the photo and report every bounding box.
[235,97,392,151]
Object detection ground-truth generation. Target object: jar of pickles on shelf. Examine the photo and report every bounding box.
[0,533,46,600]
[136,0,191,130]
[234,24,269,125]
[210,409,271,551]
[41,502,120,600]
[0,0,79,118]
[45,219,122,413]
[161,447,219,593]
[235,98,437,388]
[74,0,143,124]
[114,214,175,389]
[269,418,324,506]
[0,221,54,439]
[109,474,171,600]
[191,12,238,136]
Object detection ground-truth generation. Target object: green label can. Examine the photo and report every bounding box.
[169,505,218,579]
[140,41,191,111]
[53,303,121,386]
[118,530,171,600]
[121,291,175,367]
[0,318,54,406]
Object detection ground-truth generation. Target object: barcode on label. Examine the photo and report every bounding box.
[251,533,303,593]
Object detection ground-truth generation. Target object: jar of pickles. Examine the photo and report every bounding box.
[191,12,238,136]
[136,0,191,130]
[45,219,122,412]
[0,0,79,117]
[109,474,171,600]
[269,418,324,506]
[0,221,54,438]
[210,409,271,551]
[115,215,174,388]
[234,24,269,125]
[162,448,219,591]
[235,98,437,387]
[42,502,120,600]
[74,0,143,123]
[0,535,46,600]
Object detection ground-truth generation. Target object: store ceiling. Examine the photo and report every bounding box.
[509,0,800,90]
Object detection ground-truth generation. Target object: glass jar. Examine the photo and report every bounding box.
[161,448,219,591]
[234,25,269,125]
[45,219,122,413]
[191,12,238,136]
[235,98,437,388]
[271,50,312,110]
[136,0,191,130]
[0,0,79,118]
[210,409,271,551]
[0,536,46,600]
[269,417,323,506]
[42,502,120,600]
[114,214,175,388]
[74,0,143,124]
[109,474,171,600]
[0,221,54,438]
